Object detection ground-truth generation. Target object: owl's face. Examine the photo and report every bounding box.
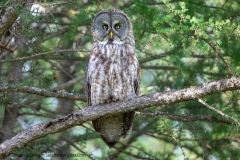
[92,9,131,44]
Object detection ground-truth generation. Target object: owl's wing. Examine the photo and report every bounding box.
[86,80,91,106]
[85,59,92,106]
[122,63,140,138]
[86,63,100,132]
[85,61,100,132]
[134,66,140,96]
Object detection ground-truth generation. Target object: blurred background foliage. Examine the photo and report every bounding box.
[0,0,240,159]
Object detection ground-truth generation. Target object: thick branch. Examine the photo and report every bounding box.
[0,77,240,158]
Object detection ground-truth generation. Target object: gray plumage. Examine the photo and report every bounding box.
[85,9,140,147]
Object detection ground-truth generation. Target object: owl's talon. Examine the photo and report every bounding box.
[105,99,111,103]
[112,98,118,102]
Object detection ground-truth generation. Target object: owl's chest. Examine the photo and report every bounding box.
[91,44,133,72]
[89,44,136,82]
[88,44,138,102]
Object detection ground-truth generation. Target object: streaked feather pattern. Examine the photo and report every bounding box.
[85,9,140,147]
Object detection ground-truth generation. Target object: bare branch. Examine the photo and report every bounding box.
[1,77,240,158]
[68,141,93,160]
[198,98,240,125]
[0,44,14,52]
[53,76,85,90]
[138,112,233,124]
[38,28,68,43]
[0,49,89,63]
[110,118,156,159]
[0,85,86,102]
[198,36,237,77]
[138,51,173,64]
[141,65,178,70]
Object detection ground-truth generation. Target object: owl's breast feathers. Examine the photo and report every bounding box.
[86,43,140,148]
[93,43,135,61]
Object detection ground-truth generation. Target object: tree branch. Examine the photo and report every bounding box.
[140,65,178,70]
[0,85,86,102]
[198,98,240,125]
[138,51,173,64]
[0,44,14,52]
[53,76,85,90]
[0,49,88,63]
[110,118,156,158]
[0,0,27,39]
[0,76,240,158]
[138,112,233,124]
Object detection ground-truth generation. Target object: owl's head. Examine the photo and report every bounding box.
[92,9,133,45]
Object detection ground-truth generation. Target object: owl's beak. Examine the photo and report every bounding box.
[109,31,114,39]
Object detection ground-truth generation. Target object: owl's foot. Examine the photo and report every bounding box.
[104,99,111,103]
[103,97,119,104]
[111,97,119,102]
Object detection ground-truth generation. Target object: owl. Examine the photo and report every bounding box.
[85,9,140,148]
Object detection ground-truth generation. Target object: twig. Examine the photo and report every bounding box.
[198,98,240,126]
[47,60,74,79]
[139,51,173,64]
[110,118,155,158]
[53,76,85,90]
[199,37,237,77]
[138,112,233,124]
[68,141,93,160]
[0,49,89,63]
[0,44,14,52]
[0,85,86,102]
[141,65,178,70]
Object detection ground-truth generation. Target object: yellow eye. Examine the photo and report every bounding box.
[103,24,108,30]
[115,24,120,29]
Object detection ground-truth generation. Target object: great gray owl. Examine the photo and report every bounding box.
[85,9,140,148]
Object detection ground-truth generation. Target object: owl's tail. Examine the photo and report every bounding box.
[101,135,119,148]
